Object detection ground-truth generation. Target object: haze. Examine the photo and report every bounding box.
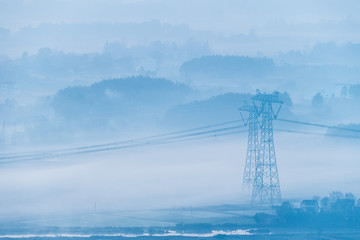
[0,0,360,221]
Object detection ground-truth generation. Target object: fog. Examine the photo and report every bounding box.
[1,133,360,218]
[1,0,360,229]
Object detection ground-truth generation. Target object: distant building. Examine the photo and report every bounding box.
[301,200,320,213]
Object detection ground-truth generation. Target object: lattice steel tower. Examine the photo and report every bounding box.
[239,104,259,190]
[251,92,283,205]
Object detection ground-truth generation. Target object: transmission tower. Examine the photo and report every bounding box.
[239,105,259,190]
[251,92,283,205]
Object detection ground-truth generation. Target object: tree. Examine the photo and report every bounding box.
[345,192,356,200]
[356,198,360,207]
[330,191,344,205]
[276,201,295,224]
[312,92,324,108]
[320,197,330,210]
[313,195,321,201]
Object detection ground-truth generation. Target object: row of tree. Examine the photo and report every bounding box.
[255,191,360,227]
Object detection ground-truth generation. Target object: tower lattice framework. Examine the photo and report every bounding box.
[239,106,259,189]
[241,91,283,205]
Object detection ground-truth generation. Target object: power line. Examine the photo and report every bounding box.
[0,120,243,160]
[2,119,243,155]
[277,118,360,133]
[275,128,360,139]
[0,123,246,164]
[1,117,359,165]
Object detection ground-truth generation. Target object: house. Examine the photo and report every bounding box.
[301,200,320,213]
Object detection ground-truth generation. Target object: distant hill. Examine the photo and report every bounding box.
[164,92,292,128]
[180,55,275,78]
[51,76,195,130]
[275,42,360,66]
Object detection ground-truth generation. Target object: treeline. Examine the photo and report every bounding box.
[51,76,195,128]
[180,55,275,78]
[309,84,360,123]
[255,191,360,227]
[0,40,210,86]
[275,42,360,66]
[164,91,293,128]
[0,76,196,144]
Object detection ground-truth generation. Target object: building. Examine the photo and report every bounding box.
[301,200,320,213]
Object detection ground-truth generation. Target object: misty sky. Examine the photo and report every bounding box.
[0,0,360,55]
[1,0,359,32]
